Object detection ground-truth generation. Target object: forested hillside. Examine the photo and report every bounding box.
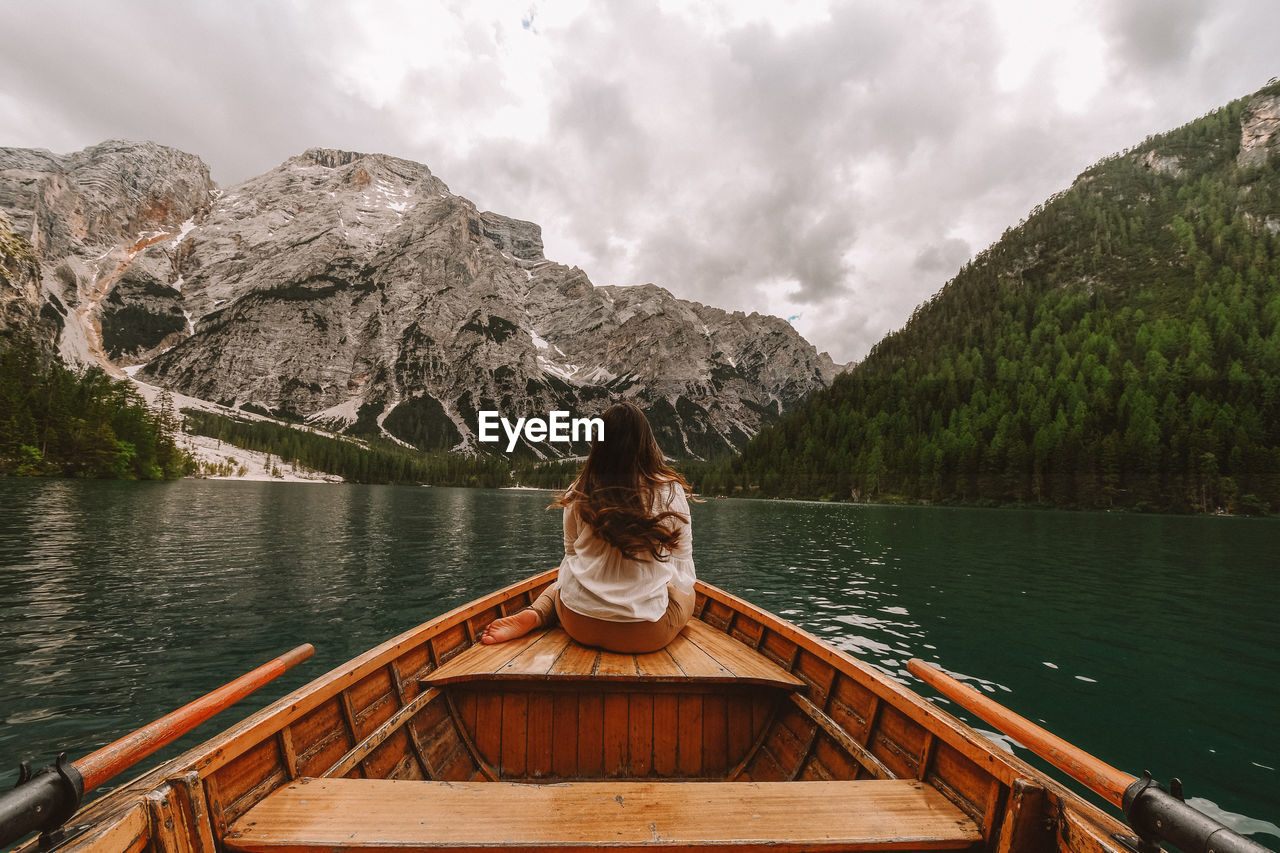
[703,82,1280,514]
[2,215,191,480]
[181,409,511,487]
[0,346,191,479]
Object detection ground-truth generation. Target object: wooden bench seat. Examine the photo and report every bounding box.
[425,619,804,691]
[224,778,982,852]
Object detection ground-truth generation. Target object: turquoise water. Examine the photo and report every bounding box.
[0,479,1276,841]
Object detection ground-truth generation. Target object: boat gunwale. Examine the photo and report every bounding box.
[188,569,560,776]
[692,581,1133,843]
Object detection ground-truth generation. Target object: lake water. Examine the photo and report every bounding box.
[1,479,1277,842]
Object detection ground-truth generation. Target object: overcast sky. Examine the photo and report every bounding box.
[2,1,1277,363]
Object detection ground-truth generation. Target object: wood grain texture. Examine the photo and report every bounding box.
[683,620,804,688]
[603,692,630,776]
[653,694,678,776]
[596,650,638,676]
[628,692,654,777]
[634,648,685,677]
[525,692,554,778]
[423,620,803,689]
[213,737,287,825]
[54,802,149,853]
[551,691,579,778]
[289,700,350,779]
[426,632,543,684]
[496,629,572,676]
[170,770,218,853]
[145,786,183,853]
[702,693,729,775]
[223,778,982,852]
[996,778,1055,853]
[676,694,704,776]
[444,684,777,782]
[322,689,441,779]
[577,693,604,777]
[791,693,894,780]
[550,641,599,676]
[666,633,733,678]
[499,692,528,777]
[727,696,754,762]
[472,693,503,767]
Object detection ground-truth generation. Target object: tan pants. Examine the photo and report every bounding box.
[528,579,695,654]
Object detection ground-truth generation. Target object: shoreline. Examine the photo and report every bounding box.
[3,474,1267,521]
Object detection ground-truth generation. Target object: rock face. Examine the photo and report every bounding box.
[1,143,841,458]
[0,212,58,362]
[1139,149,1183,178]
[1238,92,1280,169]
[0,140,214,366]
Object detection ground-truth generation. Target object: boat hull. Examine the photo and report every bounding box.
[17,570,1137,853]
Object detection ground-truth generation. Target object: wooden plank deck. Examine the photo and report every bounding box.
[424,619,805,690]
[224,778,982,852]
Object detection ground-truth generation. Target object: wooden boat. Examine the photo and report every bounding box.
[4,569,1270,853]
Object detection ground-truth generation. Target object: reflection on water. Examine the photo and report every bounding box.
[0,480,1276,839]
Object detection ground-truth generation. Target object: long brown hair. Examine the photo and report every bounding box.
[552,402,691,561]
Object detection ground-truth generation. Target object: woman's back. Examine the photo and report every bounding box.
[558,479,695,622]
[481,402,697,653]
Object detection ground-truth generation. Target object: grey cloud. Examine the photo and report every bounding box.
[1101,0,1209,70]
[510,3,1000,316]
[0,2,388,183]
[1095,1,1280,121]
[913,238,972,274]
[2,1,1279,364]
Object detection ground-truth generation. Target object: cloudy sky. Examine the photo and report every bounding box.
[2,1,1276,363]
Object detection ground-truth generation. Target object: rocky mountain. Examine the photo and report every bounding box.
[0,211,59,363]
[0,142,839,458]
[0,141,214,369]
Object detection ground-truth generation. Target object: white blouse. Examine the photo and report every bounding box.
[556,480,696,623]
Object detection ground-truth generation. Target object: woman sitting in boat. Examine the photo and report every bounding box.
[481,401,696,653]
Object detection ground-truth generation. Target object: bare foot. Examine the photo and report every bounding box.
[480,609,541,644]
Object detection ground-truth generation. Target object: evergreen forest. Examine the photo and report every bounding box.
[181,410,512,487]
[700,82,1280,514]
[0,345,191,479]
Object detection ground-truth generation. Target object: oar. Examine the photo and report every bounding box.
[906,659,1273,853]
[907,657,1132,805]
[0,643,314,848]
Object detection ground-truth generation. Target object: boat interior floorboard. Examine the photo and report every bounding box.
[224,777,983,852]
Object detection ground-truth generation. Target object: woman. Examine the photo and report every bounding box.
[480,402,696,653]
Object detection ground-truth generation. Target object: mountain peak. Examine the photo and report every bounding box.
[1,139,838,458]
[296,147,378,170]
[77,138,199,158]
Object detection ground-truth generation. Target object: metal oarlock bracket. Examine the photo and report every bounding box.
[38,754,86,849]
[0,753,85,850]
[1122,771,1272,853]
[1117,771,1164,853]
